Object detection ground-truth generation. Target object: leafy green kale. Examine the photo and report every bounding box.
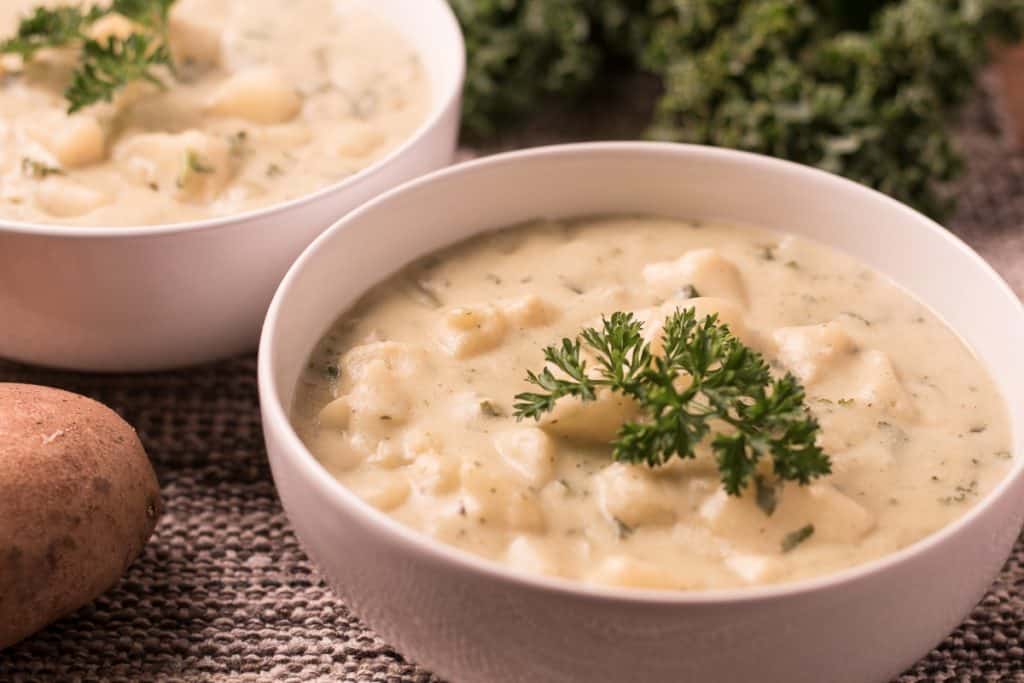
[449,0,603,137]
[514,309,831,496]
[452,0,1024,218]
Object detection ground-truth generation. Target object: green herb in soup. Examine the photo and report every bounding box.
[514,309,830,498]
[292,216,1013,591]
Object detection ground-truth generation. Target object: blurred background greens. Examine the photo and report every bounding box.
[450,0,1024,218]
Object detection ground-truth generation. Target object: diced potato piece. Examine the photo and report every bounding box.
[317,397,350,429]
[596,462,679,528]
[774,321,857,384]
[539,389,638,443]
[345,359,412,426]
[403,428,442,460]
[437,304,507,358]
[207,68,302,124]
[341,341,427,383]
[505,536,557,576]
[493,428,555,486]
[700,483,875,553]
[460,458,546,533]
[403,429,455,493]
[33,178,109,218]
[306,429,364,474]
[335,121,386,158]
[38,115,106,168]
[168,0,227,68]
[642,249,747,305]
[501,295,558,328]
[642,297,755,353]
[852,350,918,421]
[351,471,410,511]
[87,13,141,43]
[114,130,236,203]
[814,399,884,455]
[366,439,408,469]
[724,553,784,584]
[335,342,427,436]
[588,556,680,590]
[410,450,460,495]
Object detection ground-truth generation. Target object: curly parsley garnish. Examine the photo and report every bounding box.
[513,309,831,497]
[1,1,177,113]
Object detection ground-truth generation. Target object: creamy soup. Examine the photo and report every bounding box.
[292,217,1012,590]
[0,0,429,226]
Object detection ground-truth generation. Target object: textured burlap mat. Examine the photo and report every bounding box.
[2,95,1024,682]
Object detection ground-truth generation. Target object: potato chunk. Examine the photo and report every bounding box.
[437,304,507,358]
[460,458,546,533]
[643,249,748,305]
[851,350,918,421]
[87,13,141,43]
[641,297,755,353]
[501,295,558,328]
[338,342,427,432]
[208,68,302,124]
[538,389,638,443]
[505,536,558,576]
[700,483,875,553]
[588,556,680,590]
[33,178,109,218]
[595,462,680,528]
[36,115,107,168]
[493,428,556,486]
[334,121,386,158]
[168,0,226,68]
[348,471,410,512]
[114,129,236,203]
[774,320,857,384]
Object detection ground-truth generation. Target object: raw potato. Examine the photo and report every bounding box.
[0,384,161,650]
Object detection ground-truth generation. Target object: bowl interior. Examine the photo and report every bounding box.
[261,142,1024,596]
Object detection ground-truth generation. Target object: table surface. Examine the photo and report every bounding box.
[2,93,1024,682]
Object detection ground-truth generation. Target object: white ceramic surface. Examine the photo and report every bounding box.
[0,0,464,372]
[258,143,1024,683]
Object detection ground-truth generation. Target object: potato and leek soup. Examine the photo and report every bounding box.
[292,217,1011,590]
[0,0,429,226]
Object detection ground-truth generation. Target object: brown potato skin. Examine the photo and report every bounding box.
[0,383,161,650]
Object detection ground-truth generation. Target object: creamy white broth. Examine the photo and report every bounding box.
[0,0,429,226]
[292,217,1012,590]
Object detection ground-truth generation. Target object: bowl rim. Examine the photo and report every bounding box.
[259,141,1024,605]
[0,0,465,240]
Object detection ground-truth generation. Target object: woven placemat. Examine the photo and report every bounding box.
[2,96,1024,682]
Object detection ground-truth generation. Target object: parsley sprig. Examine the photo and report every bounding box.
[514,309,832,496]
[1,1,177,113]
[66,34,171,113]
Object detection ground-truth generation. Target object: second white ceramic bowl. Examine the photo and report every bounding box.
[0,0,464,372]
[259,143,1024,683]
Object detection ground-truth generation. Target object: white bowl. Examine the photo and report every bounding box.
[0,0,464,372]
[258,143,1024,683]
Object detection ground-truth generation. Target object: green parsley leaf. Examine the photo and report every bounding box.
[781,523,815,553]
[514,309,832,498]
[1,1,179,113]
[66,34,172,113]
[20,157,65,179]
[0,5,104,59]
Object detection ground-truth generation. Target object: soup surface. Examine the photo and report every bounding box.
[293,217,1012,590]
[0,0,429,226]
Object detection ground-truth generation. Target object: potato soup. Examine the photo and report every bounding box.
[292,217,1012,590]
[0,0,429,226]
